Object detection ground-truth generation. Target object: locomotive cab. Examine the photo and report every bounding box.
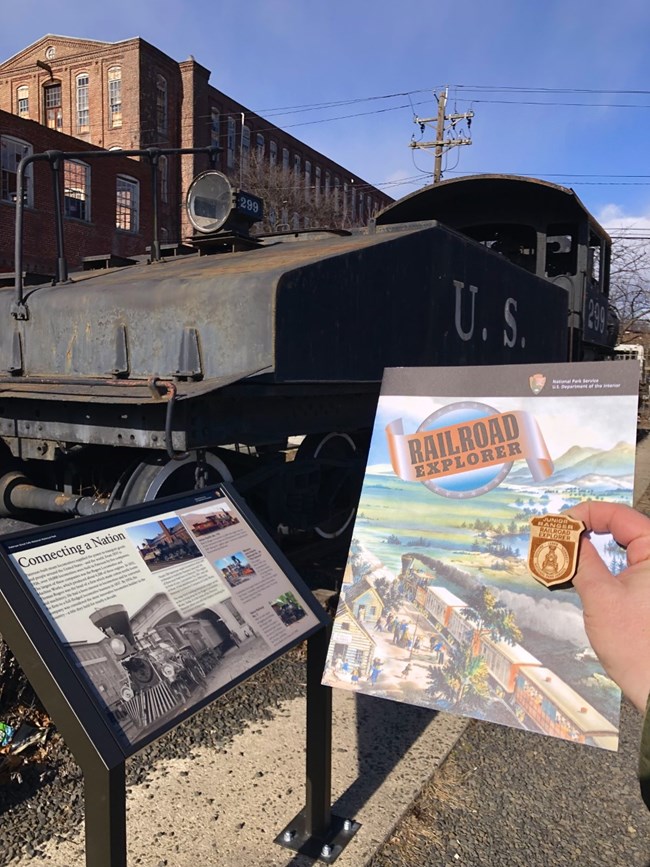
[375,175,616,361]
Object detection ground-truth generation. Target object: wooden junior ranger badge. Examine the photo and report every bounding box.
[528,514,585,588]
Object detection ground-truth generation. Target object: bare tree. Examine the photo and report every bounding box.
[234,153,368,234]
[609,238,650,339]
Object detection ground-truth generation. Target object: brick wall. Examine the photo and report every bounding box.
[0,110,152,275]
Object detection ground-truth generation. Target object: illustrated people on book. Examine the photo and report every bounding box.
[568,500,650,809]
[369,658,383,685]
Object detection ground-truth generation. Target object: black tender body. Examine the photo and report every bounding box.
[0,173,616,536]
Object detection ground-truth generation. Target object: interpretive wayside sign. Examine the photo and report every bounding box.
[323,361,640,751]
[0,484,326,757]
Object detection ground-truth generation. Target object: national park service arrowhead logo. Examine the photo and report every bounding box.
[529,373,546,395]
[528,514,585,588]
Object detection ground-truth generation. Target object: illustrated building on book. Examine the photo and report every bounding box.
[323,361,640,752]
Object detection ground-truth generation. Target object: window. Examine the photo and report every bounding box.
[324,170,330,197]
[64,159,90,221]
[210,108,220,148]
[269,140,277,166]
[293,154,301,191]
[227,116,236,168]
[76,74,89,133]
[156,75,167,136]
[159,154,168,203]
[256,133,264,158]
[108,67,122,128]
[242,125,250,166]
[304,160,311,202]
[282,147,289,173]
[44,83,63,130]
[16,86,29,119]
[315,166,321,203]
[116,176,139,232]
[334,177,340,213]
[1,136,33,206]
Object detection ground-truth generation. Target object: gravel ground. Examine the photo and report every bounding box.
[368,700,650,867]
[0,534,344,867]
[0,649,309,865]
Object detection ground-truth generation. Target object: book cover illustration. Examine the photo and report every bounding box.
[322,362,640,751]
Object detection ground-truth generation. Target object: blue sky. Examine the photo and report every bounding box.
[3,0,650,235]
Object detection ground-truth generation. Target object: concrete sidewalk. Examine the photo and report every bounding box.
[25,691,467,867]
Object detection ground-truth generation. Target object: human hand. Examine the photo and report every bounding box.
[568,501,650,713]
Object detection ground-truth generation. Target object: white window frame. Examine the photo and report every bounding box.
[256,133,264,158]
[282,147,289,173]
[269,140,277,167]
[108,67,122,129]
[1,136,33,207]
[76,73,89,133]
[16,85,29,119]
[116,175,139,233]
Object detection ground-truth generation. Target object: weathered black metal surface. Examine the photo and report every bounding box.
[0,220,567,391]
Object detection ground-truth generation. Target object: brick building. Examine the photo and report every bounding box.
[0,34,392,265]
[0,109,152,275]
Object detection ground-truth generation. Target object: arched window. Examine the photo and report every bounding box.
[76,73,89,133]
[1,136,33,206]
[108,67,122,128]
[16,86,29,119]
[156,75,167,135]
[44,82,63,130]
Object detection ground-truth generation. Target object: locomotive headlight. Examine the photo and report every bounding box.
[186,170,234,234]
[110,637,127,657]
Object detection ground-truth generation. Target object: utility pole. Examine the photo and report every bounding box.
[409,87,474,183]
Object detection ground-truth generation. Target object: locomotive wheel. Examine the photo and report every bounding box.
[296,432,360,539]
[115,451,233,507]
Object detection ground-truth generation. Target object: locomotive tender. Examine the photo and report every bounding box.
[0,159,618,538]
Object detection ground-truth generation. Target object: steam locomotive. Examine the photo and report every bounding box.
[0,156,618,539]
[74,602,231,738]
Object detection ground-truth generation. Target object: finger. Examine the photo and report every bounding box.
[567,501,650,563]
[571,535,622,607]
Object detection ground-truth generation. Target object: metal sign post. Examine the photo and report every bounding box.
[275,624,360,862]
[0,483,328,867]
